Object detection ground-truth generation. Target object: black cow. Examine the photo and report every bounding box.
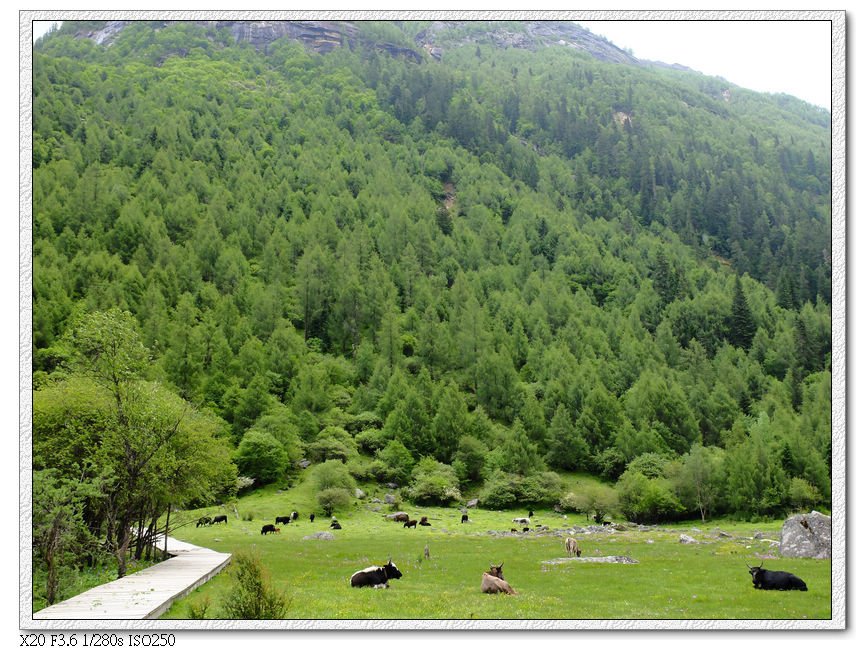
[275,515,292,525]
[404,519,417,529]
[747,562,808,591]
[212,515,228,524]
[350,560,402,588]
[330,521,342,530]
[291,511,299,522]
[461,514,469,524]
[196,516,212,528]
[528,510,534,518]
[310,513,315,523]
[261,524,277,535]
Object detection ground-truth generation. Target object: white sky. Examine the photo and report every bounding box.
[574,20,831,109]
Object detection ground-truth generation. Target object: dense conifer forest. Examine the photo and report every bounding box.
[30,20,832,602]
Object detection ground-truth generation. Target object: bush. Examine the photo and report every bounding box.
[220,550,288,619]
[616,468,684,524]
[406,457,461,505]
[478,470,520,509]
[518,471,564,505]
[309,459,356,493]
[355,428,391,454]
[233,430,288,485]
[559,483,619,523]
[305,426,357,463]
[316,487,352,517]
[187,596,211,619]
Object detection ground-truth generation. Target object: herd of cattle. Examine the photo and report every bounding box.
[194,509,809,595]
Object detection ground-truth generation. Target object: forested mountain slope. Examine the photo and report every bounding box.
[31,19,831,561]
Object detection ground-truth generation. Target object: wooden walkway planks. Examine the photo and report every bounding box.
[32,536,231,620]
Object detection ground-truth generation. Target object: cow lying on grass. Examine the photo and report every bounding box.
[350,560,403,588]
[481,562,516,595]
[747,562,807,591]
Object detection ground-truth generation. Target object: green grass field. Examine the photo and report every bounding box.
[160,482,832,622]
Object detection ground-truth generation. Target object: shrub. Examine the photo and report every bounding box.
[316,487,352,517]
[518,471,564,505]
[220,550,288,619]
[355,428,391,454]
[305,426,357,463]
[187,596,211,619]
[478,470,520,509]
[233,430,288,485]
[309,459,356,493]
[616,468,684,524]
[406,457,461,505]
[559,483,619,523]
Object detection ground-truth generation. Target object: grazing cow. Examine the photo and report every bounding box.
[261,524,277,535]
[419,516,431,527]
[392,513,410,523]
[512,517,531,526]
[511,528,518,533]
[212,515,228,525]
[522,527,530,533]
[747,562,808,591]
[528,510,534,518]
[404,519,418,529]
[275,515,292,526]
[565,537,581,557]
[350,560,403,588]
[461,514,469,524]
[481,563,517,595]
[310,513,315,523]
[290,511,299,522]
[196,516,212,528]
[330,521,342,530]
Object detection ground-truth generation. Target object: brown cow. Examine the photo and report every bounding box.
[481,562,516,595]
[565,537,581,557]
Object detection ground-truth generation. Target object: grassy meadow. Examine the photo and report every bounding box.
[160,479,831,622]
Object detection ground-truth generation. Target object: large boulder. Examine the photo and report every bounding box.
[780,511,831,559]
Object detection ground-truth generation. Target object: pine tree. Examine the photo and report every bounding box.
[727,275,757,349]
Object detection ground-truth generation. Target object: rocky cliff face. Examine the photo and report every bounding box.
[415,21,641,65]
[76,19,641,67]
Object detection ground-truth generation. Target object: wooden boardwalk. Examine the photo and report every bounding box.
[32,536,231,620]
